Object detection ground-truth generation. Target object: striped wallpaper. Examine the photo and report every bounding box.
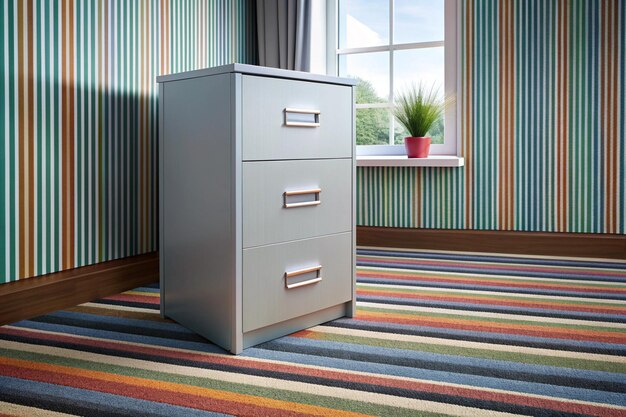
[357,0,626,234]
[0,0,257,283]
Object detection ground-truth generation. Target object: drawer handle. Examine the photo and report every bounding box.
[283,188,321,208]
[284,108,321,127]
[285,265,322,289]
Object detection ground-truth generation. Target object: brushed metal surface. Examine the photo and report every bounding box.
[243,159,352,248]
[242,75,352,161]
[157,63,357,86]
[159,67,355,354]
[242,232,352,333]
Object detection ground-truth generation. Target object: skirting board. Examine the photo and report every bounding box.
[0,252,159,326]
[357,226,626,260]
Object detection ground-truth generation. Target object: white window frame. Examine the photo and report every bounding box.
[326,0,460,156]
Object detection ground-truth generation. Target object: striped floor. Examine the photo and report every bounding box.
[1,248,625,416]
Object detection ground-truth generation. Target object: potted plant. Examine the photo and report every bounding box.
[394,83,445,158]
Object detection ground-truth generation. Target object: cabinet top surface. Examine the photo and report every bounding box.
[156,63,357,86]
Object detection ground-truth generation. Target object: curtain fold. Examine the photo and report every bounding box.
[257,0,311,71]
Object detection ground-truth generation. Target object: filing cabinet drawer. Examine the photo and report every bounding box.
[241,75,353,161]
[243,159,352,248]
[242,232,352,333]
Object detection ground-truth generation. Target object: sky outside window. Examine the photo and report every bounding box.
[339,51,389,100]
[337,0,446,146]
[339,0,389,48]
[394,0,444,44]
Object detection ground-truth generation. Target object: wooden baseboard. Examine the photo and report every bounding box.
[3,228,623,325]
[357,227,626,260]
[0,252,159,326]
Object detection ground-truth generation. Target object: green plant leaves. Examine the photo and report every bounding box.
[394,83,444,138]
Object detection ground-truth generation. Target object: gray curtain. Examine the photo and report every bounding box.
[256,0,312,71]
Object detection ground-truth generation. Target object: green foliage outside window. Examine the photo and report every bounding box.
[352,77,444,146]
[354,78,389,145]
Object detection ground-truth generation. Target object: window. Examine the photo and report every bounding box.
[327,0,458,155]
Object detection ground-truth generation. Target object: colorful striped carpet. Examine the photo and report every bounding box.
[1,248,625,416]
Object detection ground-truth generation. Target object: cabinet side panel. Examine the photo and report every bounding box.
[349,85,356,317]
[231,73,243,354]
[159,83,166,318]
[161,74,233,350]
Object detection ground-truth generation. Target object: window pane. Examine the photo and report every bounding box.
[339,52,389,103]
[393,47,445,144]
[393,47,444,93]
[339,0,389,49]
[394,0,445,44]
[356,108,391,145]
[394,114,444,144]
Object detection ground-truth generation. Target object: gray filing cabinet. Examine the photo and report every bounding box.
[157,64,356,354]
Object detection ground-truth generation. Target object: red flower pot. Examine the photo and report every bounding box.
[404,136,431,158]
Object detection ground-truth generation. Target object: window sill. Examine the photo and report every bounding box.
[356,155,465,167]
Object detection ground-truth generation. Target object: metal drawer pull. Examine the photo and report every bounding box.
[283,188,321,208]
[285,265,322,289]
[284,108,321,127]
